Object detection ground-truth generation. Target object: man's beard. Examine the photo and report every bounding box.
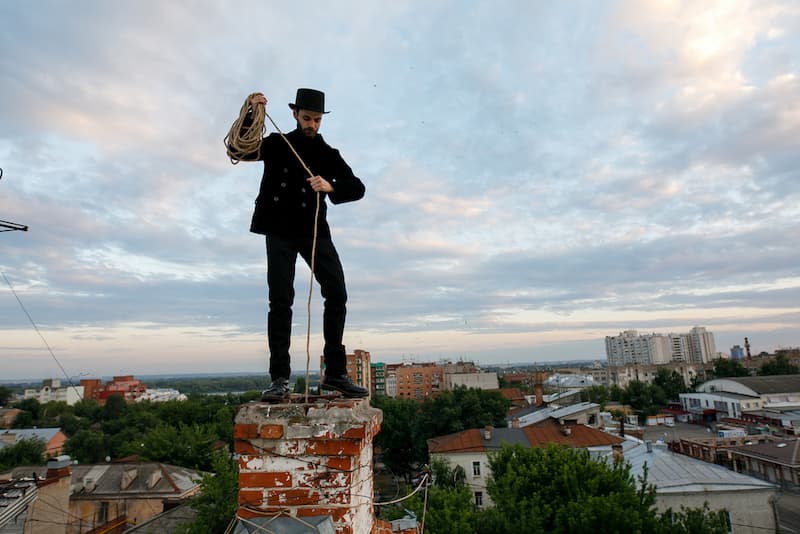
[297,122,316,138]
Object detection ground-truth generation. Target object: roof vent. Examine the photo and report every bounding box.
[83,476,96,492]
[121,468,138,490]
[147,469,162,489]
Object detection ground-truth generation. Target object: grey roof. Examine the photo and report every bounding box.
[485,428,534,449]
[549,402,599,419]
[0,479,37,533]
[0,428,61,444]
[721,375,800,395]
[125,503,198,533]
[70,462,203,499]
[622,442,777,494]
[728,439,800,466]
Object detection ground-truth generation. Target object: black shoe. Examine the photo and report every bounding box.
[321,374,369,398]
[261,378,290,401]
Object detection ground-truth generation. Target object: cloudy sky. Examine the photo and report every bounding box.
[1,1,799,381]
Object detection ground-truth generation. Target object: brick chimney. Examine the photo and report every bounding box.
[235,398,382,534]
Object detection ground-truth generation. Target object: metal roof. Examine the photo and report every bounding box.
[701,375,800,396]
[622,442,776,494]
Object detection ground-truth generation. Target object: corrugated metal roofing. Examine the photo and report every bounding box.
[727,375,800,395]
[623,442,776,494]
[728,439,800,466]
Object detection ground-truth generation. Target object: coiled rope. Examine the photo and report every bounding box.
[225,93,320,402]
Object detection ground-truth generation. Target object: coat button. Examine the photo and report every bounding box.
[273,196,279,202]
[281,182,286,187]
[301,202,307,208]
[301,188,306,193]
[283,168,288,173]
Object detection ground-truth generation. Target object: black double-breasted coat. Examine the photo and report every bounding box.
[247,128,365,238]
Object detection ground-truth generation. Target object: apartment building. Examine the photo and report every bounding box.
[606,326,717,366]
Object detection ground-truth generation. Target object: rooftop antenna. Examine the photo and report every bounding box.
[0,169,29,232]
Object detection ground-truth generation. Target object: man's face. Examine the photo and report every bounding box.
[293,109,323,138]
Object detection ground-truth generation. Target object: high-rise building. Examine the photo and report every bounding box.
[731,345,745,360]
[320,349,371,391]
[370,362,385,396]
[395,363,443,400]
[606,327,717,366]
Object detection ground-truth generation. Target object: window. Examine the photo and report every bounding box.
[474,491,483,507]
[97,502,108,525]
[472,461,481,476]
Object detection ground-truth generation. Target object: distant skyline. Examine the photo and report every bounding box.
[1,1,799,380]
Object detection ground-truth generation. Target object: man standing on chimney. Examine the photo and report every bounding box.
[231,88,368,400]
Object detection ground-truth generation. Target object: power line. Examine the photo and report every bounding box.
[1,271,82,399]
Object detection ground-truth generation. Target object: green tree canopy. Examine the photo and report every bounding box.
[653,369,688,401]
[622,381,668,417]
[480,443,729,534]
[179,450,238,534]
[759,354,799,376]
[0,437,46,471]
[712,358,749,378]
[0,386,13,406]
[483,444,657,533]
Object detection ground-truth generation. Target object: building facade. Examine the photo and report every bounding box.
[606,327,717,366]
[23,379,85,406]
[80,376,147,405]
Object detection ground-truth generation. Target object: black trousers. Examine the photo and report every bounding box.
[265,234,348,380]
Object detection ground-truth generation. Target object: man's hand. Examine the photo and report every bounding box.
[307,175,333,193]
[249,92,267,108]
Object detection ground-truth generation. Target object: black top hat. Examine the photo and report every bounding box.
[288,88,330,114]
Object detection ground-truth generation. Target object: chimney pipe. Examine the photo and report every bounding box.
[619,417,625,438]
[612,443,623,463]
[483,426,492,440]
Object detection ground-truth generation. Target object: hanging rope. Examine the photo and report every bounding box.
[225,94,320,403]
[224,94,266,164]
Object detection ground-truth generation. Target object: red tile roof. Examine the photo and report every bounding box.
[522,420,624,448]
[427,429,484,454]
[427,421,623,454]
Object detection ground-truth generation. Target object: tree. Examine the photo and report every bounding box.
[382,458,478,534]
[653,369,687,401]
[0,386,13,406]
[64,429,109,463]
[759,354,799,376]
[372,396,424,482]
[580,385,609,407]
[622,381,667,417]
[0,438,45,471]
[712,358,749,378]
[659,504,729,534]
[293,376,307,394]
[179,450,238,534]
[482,444,658,533]
[479,443,728,534]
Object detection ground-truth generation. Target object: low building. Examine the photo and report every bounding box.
[428,421,623,509]
[0,409,21,429]
[22,379,85,406]
[509,401,601,429]
[619,441,777,534]
[81,375,148,405]
[0,428,67,457]
[728,438,800,489]
[609,362,707,389]
[444,372,498,391]
[2,459,204,532]
[680,375,800,424]
[137,389,187,402]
